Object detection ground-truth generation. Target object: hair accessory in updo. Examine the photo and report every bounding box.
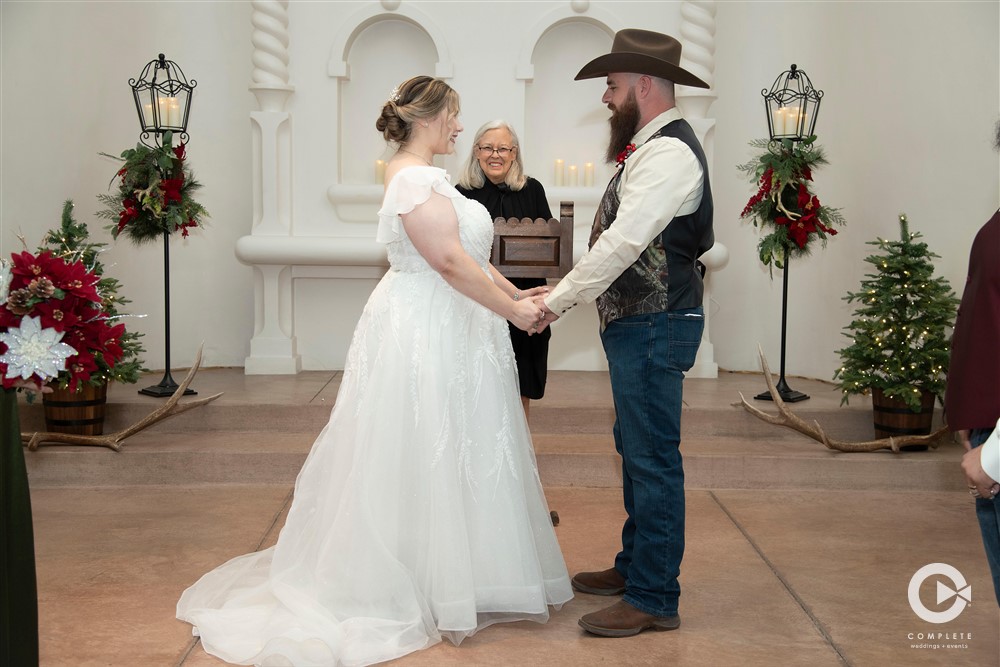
[389,86,401,103]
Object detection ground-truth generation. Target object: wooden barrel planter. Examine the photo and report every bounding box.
[872,388,936,450]
[42,383,108,436]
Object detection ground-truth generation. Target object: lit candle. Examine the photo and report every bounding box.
[157,97,170,127]
[584,162,594,187]
[554,159,564,187]
[168,98,181,127]
[568,164,578,187]
[142,103,154,128]
[786,107,801,136]
[772,107,788,136]
[375,159,386,183]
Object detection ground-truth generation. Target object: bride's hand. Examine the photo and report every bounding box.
[510,299,544,334]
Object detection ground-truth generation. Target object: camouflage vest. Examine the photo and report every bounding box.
[589,118,714,330]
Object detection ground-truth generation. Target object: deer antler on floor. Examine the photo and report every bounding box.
[21,344,223,452]
[736,344,947,453]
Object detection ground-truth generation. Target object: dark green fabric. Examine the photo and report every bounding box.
[1,389,39,666]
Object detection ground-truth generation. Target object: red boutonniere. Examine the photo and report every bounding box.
[616,143,637,166]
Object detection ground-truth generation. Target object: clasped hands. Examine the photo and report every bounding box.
[958,430,1000,500]
[510,287,560,336]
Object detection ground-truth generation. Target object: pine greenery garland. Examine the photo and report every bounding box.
[96,131,208,245]
[38,201,146,388]
[833,213,959,411]
[738,137,845,272]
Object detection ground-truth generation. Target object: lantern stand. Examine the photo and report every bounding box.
[130,54,197,397]
[754,64,823,404]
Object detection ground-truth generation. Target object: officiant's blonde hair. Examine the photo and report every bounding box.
[457,120,527,191]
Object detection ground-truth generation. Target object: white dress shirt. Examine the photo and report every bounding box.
[545,108,704,316]
[981,418,1000,483]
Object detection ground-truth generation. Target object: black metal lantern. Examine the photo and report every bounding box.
[752,64,826,405]
[130,54,196,145]
[128,54,199,398]
[762,64,823,142]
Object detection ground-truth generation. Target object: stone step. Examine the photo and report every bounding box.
[17,398,902,439]
[18,369,961,492]
[24,428,965,492]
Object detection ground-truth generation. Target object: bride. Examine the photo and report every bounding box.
[177,75,573,666]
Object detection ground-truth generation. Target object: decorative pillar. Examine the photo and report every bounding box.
[677,0,725,378]
[240,0,300,374]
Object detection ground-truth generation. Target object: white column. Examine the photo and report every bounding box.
[677,0,725,378]
[240,0,300,374]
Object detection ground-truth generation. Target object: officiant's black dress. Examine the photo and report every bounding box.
[457,177,552,400]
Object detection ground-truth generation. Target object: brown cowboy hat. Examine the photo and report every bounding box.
[575,28,710,89]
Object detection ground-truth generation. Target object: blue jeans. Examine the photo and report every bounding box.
[971,427,1000,605]
[600,307,704,617]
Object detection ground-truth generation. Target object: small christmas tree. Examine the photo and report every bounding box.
[37,200,146,388]
[834,213,959,411]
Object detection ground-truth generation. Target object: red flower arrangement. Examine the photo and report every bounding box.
[616,143,637,166]
[738,137,845,270]
[97,133,208,245]
[1,250,125,391]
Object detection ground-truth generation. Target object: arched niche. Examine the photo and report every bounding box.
[327,5,452,190]
[338,20,438,188]
[523,19,616,194]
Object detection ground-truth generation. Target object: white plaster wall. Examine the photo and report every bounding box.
[1,1,255,373]
[711,0,999,383]
[2,1,997,381]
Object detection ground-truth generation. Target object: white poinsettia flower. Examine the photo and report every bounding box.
[0,315,77,381]
[0,259,10,303]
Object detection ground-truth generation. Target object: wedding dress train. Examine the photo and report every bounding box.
[177,166,572,666]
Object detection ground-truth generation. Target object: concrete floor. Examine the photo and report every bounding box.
[20,369,1000,666]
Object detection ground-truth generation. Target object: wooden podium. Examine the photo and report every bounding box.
[490,201,574,279]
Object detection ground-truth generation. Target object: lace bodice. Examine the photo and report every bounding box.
[377,166,494,272]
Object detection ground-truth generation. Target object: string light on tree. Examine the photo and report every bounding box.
[834,213,959,411]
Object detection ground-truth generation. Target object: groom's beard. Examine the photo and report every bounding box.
[604,89,640,164]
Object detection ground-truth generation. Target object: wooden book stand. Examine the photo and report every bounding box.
[490,201,574,280]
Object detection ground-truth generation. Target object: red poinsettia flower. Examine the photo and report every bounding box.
[797,183,811,210]
[173,142,186,162]
[161,176,185,205]
[9,251,96,302]
[616,143,637,166]
[9,249,47,278]
[32,298,82,333]
[64,351,99,392]
[118,196,139,231]
[100,322,126,365]
[48,257,100,303]
[796,183,822,213]
[790,211,821,249]
[2,248,126,391]
[815,219,838,236]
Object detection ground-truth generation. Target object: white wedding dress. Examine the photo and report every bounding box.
[177,166,573,667]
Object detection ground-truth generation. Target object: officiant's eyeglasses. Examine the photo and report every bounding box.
[475,145,516,158]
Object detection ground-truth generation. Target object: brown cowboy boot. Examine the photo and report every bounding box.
[578,599,680,638]
[570,567,626,595]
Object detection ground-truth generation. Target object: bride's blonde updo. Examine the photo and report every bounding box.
[376,75,460,144]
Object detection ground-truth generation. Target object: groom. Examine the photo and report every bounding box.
[539,29,714,636]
